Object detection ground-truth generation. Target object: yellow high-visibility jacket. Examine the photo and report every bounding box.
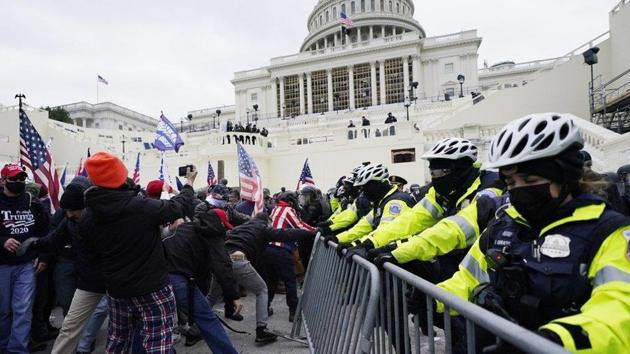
[337,186,413,244]
[437,202,630,353]
[391,192,506,263]
[363,173,501,248]
[330,196,341,213]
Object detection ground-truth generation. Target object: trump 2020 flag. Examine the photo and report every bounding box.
[154,113,184,153]
[237,143,263,216]
[296,158,316,191]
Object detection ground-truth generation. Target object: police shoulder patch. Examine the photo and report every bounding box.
[389,203,402,214]
[540,234,571,258]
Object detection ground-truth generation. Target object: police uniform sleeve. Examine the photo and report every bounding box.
[329,204,359,232]
[435,237,490,314]
[367,188,444,248]
[539,226,630,353]
[360,200,412,243]
[336,211,375,244]
[330,197,340,213]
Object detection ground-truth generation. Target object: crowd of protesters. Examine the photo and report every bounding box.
[225,121,268,137]
[0,152,336,354]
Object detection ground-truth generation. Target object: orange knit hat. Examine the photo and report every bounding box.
[84,152,128,189]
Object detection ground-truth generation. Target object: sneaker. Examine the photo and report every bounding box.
[267,306,274,316]
[255,326,278,344]
[185,333,203,347]
[289,311,295,323]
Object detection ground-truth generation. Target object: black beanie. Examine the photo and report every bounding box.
[510,144,584,184]
[60,183,86,210]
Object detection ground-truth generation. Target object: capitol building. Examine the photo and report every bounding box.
[1,0,629,191]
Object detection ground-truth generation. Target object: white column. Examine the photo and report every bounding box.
[369,26,374,40]
[403,56,410,98]
[270,79,278,117]
[357,27,362,42]
[316,41,320,50]
[432,59,440,98]
[370,62,378,105]
[381,25,386,37]
[334,33,339,46]
[327,69,334,112]
[324,37,328,48]
[348,65,355,109]
[412,55,421,84]
[279,76,286,117]
[299,74,305,115]
[306,72,313,114]
[379,61,386,105]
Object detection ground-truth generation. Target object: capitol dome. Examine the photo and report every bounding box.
[301,0,426,52]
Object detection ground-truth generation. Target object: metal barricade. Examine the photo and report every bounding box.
[292,236,381,354]
[379,263,570,354]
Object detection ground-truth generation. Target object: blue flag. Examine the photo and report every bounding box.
[154,113,184,153]
[60,163,68,190]
[175,176,184,191]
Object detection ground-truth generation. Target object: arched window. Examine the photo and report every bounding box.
[333,6,337,18]
[380,0,384,11]
[319,15,322,25]
[371,0,375,11]
[351,1,356,14]
[396,2,400,13]
[389,1,393,12]
[361,0,366,12]
[341,4,346,14]
[326,10,329,22]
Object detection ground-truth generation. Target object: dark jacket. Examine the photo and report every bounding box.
[37,213,105,293]
[164,216,239,301]
[49,209,75,261]
[81,184,194,298]
[225,218,314,262]
[0,191,50,265]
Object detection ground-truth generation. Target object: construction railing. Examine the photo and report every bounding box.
[293,236,570,354]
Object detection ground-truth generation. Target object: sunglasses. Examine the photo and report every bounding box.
[429,169,452,179]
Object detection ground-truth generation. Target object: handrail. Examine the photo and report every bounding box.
[383,263,570,354]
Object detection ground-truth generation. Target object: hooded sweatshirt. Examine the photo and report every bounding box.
[80,184,194,298]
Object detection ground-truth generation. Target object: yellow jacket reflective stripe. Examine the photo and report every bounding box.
[366,177,487,248]
[329,202,359,231]
[391,197,484,263]
[539,225,630,353]
[337,186,411,244]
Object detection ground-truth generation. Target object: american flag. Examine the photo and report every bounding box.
[19,108,60,209]
[97,74,109,85]
[74,157,83,178]
[132,152,141,185]
[340,11,354,27]
[237,143,263,216]
[296,158,316,191]
[207,161,217,186]
[59,163,68,189]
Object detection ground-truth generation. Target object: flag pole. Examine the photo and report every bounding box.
[96,76,99,104]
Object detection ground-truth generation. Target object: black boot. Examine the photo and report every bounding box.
[289,310,295,323]
[255,326,278,344]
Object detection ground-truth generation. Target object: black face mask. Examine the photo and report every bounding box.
[5,181,26,194]
[509,183,565,229]
[431,174,459,197]
[362,181,388,202]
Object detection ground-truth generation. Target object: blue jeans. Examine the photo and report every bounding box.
[0,263,36,354]
[77,297,108,352]
[54,260,77,315]
[169,274,237,354]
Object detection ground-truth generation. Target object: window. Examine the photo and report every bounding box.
[380,0,384,11]
[332,67,349,111]
[444,62,454,73]
[333,6,337,18]
[250,93,258,101]
[371,0,375,11]
[351,1,356,14]
[396,2,400,13]
[276,79,281,117]
[284,75,300,117]
[118,124,123,130]
[445,88,455,98]
[326,11,329,22]
[341,4,346,14]
[384,58,404,104]
[392,148,416,163]
[319,15,322,25]
[389,1,393,12]
[361,0,366,12]
[312,70,328,113]
[217,160,225,180]
[354,63,372,108]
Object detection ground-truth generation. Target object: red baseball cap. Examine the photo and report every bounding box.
[145,180,173,199]
[213,209,233,230]
[1,164,27,179]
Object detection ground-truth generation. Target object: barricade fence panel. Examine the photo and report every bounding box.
[293,236,568,354]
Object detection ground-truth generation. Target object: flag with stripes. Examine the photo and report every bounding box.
[340,11,354,27]
[60,163,68,189]
[207,161,217,186]
[19,108,60,209]
[296,158,316,191]
[158,154,175,187]
[74,157,83,178]
[132,152,141,185]
[154,113,184,153]
[97,74,109,85]
[237,143,263,216]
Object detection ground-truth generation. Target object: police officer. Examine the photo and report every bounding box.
[618,164,630,215]
[431,113,630,353]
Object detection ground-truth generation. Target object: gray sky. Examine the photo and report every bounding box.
[0,0,619,120]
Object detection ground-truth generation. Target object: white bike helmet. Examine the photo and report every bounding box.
[485,113,583,169]
[421,138,478,161]
[351,164,368,176]
[342,174,356,185]
[354,164,389,187]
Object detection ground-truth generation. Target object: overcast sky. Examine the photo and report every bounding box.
[0,0,619,120]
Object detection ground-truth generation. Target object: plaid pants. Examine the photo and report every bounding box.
[106,286,176,354]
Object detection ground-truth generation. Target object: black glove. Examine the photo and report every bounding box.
[323,235,339,248]
[335,242,353,257]
[15,237,39,257]
[538,330,562,345]
[405,289,425,315]
[344,245,369,262]
[317,220,332,228]
[318,224,332,237]
[366,242,398,262]
[373,252,397,270]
